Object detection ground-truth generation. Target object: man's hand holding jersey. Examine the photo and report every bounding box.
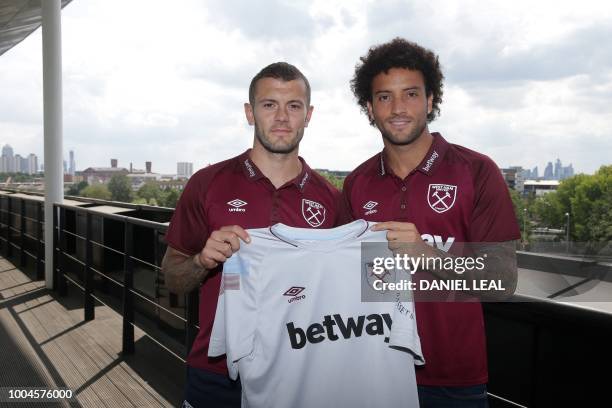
[197,226,251,269]
[162,225,250,294]
[372,221,518,300]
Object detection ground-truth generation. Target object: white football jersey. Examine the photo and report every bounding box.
[209,219,424,408]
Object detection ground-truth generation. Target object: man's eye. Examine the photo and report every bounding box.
[408,91,418,97]
[378,95,390,102]
[289,104,302,110]
[263,103,275,109]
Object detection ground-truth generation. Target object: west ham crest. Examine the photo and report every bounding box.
[427,184,457,213]
[302,199,326,228]
[364,261,395,294]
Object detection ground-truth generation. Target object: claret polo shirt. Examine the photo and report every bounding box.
[341,133,520,386]
[165,149,340,374]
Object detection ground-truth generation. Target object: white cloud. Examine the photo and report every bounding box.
[0,0,610,175]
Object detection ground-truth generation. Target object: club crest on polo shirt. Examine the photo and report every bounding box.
[427,184,457,213]
[301,199,326,227]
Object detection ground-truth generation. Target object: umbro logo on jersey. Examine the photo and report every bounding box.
[287,313,392,350]
[363,200,378,215]
[427,184,457,213]
[284,286,306,303]
[302,199,326,228]
[227,199,247,212]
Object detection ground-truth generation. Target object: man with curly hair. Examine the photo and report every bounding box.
[341,38,520,407]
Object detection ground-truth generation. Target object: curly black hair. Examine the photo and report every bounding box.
[351,38,444,125]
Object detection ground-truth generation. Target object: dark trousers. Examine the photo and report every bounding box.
[418,384,489,408]
[182,366,241,408]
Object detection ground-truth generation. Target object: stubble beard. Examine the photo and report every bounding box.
[378,119,427,146]
[254,122,303,154]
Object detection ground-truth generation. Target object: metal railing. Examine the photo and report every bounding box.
[0,191,199,361]
[2,190,612,407]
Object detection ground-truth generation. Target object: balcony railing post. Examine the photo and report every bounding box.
[36,202,44,280]
[186,290,199,354]
[57,206,67,296]
[20,198,26,267]
[84,211,94,321]
[122,221,135,355]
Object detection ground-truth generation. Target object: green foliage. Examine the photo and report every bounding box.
[509,189,530,242]
[317,171,345,190]
[80,184,111,200]
[531,166,612,243]
[0,173,38,182]
[137,182,162,205]
[162,189,181,208]
[66,180,89,196]
[108,175,133,202]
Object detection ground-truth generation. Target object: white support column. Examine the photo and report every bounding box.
[42,0,64,289]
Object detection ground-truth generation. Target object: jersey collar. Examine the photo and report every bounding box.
[378,132,449,178]
[238,149,312,192]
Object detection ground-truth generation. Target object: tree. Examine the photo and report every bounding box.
[163,189,180,208]
[317,171,344,190]
[137,182,162,205]
[108,175,133,202]
[66,180,88,196]
[80,184,111,200]
[531,165,612,245]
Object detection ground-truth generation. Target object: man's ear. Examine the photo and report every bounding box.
[304,105,314,128]
[244,103,255,125]
[366,101,374,122]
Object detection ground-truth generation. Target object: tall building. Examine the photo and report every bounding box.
[15,154,24,173]
[1,144,14,173]
[563,164,574,179]
[145,161,152,173]
[69,150,75,175]
[554,158,562,180]
[27,154,38,174]
[543,162,554,179]
[111,158,118,168]
[177,162,193,178]
[532,166,539,179]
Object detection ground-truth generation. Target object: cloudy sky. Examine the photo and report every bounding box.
[1,0,611,175]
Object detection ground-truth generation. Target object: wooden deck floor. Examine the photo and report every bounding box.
[0,257,184,407]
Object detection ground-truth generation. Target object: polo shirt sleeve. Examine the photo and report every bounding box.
[165,173,210,255]
[337,176,357,225]
[469,157,521,242]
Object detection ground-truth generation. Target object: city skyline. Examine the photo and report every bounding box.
[1,0,611,174]
[0,143,588,179]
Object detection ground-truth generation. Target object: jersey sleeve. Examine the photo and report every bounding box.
[469,157,521,242]
[208,251,258,380]
[337,176,357,225]
[165,173,210,255]
[388,293,425,366]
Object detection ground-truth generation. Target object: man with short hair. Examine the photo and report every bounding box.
[162,62,340,408]
[342,38,520,407]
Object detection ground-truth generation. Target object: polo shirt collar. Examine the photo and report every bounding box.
[238,149,312,192]
[378,132,449,177]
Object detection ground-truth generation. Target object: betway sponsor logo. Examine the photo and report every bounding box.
[421,234,454,252]
[286,313,392,349]
[421,150,439,172]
